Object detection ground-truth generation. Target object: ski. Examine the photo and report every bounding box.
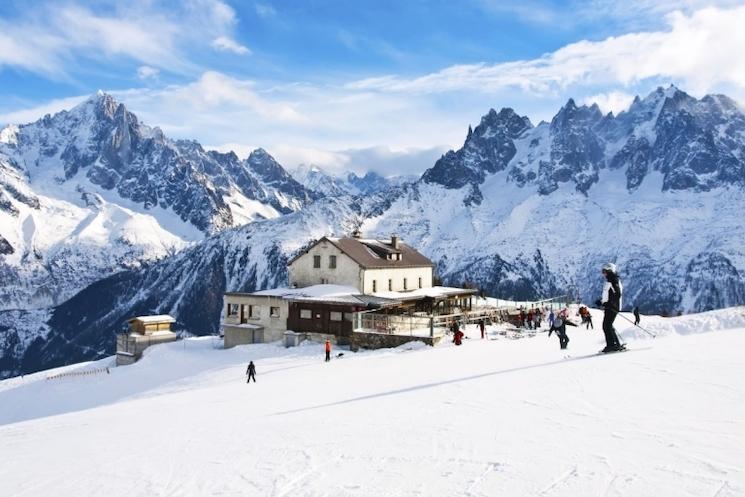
[598,345,627,355]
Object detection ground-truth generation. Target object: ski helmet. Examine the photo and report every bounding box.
[601,262,617,274]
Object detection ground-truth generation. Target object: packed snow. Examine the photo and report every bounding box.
[1,307,743,496]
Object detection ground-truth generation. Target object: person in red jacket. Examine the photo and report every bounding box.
[325,339,331,362]
[453,329,464,346]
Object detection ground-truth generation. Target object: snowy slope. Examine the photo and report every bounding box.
[1,308,743,497]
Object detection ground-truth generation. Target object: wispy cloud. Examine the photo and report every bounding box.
[0,0,246,78]
[347,6,745,97]
[137,66,160,80]
[211,36,251,55]
[255,3,277,18]
[583,91,635,115]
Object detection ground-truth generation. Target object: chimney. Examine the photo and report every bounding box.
[352,229,362,239]
[390,233,399,249]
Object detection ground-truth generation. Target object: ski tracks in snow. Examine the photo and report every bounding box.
[537,465,579,496]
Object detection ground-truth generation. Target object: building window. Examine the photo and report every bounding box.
[300,309,312,319]
[418,277,422,289]
[249,305,261,318]
[343,312,354,322]
[227,303,239,317]
[372,280,377,292]
[388,279,392,291]
[330,311,342,321]
[270,306,280,318]
[403,278,408,290]
[313,255,321,268]
[329,255,337,269]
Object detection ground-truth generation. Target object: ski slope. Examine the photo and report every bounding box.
[0,308,744,497]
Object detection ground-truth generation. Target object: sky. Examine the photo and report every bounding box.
[2,0,745,176]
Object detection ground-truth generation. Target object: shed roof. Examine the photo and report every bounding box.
[128,315,176,324]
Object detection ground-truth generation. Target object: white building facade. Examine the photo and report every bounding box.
[288,235,434,294]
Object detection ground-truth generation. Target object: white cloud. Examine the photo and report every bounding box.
[137,66,160,80]
[0,95,88,125]
[583,91,635,115]
[211,36,251,55]
[348,6,745,97]
[0,0,246,77]
[255,3,277,18]
[7,5,745,178]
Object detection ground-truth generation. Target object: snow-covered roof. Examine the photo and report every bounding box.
[247,284,361,299]
[371,286,478,301]
[129,315,176,324]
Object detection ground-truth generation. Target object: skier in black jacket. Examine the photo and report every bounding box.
[595,263,624,352]
[246,361,256,383]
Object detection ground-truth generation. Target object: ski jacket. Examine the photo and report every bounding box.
[247,363,256,374]
[601,272,623,311]
[325,341,331,352]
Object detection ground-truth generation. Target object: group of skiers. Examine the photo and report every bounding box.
[245,262,636,382]
[518,308,543,329]
[548,262,628,353]
[448,262,634,354]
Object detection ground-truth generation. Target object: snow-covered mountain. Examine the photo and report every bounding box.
[292,164,416,197]
[3,85,745,379]
[0,93,316,309]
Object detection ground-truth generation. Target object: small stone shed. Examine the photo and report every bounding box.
[116,315,178,366]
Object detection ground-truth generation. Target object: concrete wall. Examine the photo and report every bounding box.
[224,325,265,348]
[288,241,362,290]
[223,294,289,342]
[350,332,442,351]
[362,267,433,293]
[115,332,178,365]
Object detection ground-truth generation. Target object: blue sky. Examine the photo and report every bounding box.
[2,0,745,175]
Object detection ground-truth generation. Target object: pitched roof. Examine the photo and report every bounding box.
[290,236,434,269]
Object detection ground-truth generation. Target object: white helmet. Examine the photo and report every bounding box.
[602,262,617,274]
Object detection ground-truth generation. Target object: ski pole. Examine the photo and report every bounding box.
[597,302,657,338]
[616,311,657,338]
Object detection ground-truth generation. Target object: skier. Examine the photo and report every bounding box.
[246,361,256,383]
[325,339,331,362]
[633,306,641,325]
[548,316,576,349]
[453,328,464,346]
[548,309,555,328]
[526,310,534,330]
[595,262,624,353]
[478,319,486,339]
[586,311,594,330]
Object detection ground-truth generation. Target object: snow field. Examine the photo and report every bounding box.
[0,308,743,497]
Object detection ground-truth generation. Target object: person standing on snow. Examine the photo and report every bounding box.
[595,263,624,352]
[633,306,641,325]
[479,319,486,339]
[246,361,256,383]
[453,328,464,346]
[325,339,332,362]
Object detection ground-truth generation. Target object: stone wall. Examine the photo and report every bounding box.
[349,332,442,351]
